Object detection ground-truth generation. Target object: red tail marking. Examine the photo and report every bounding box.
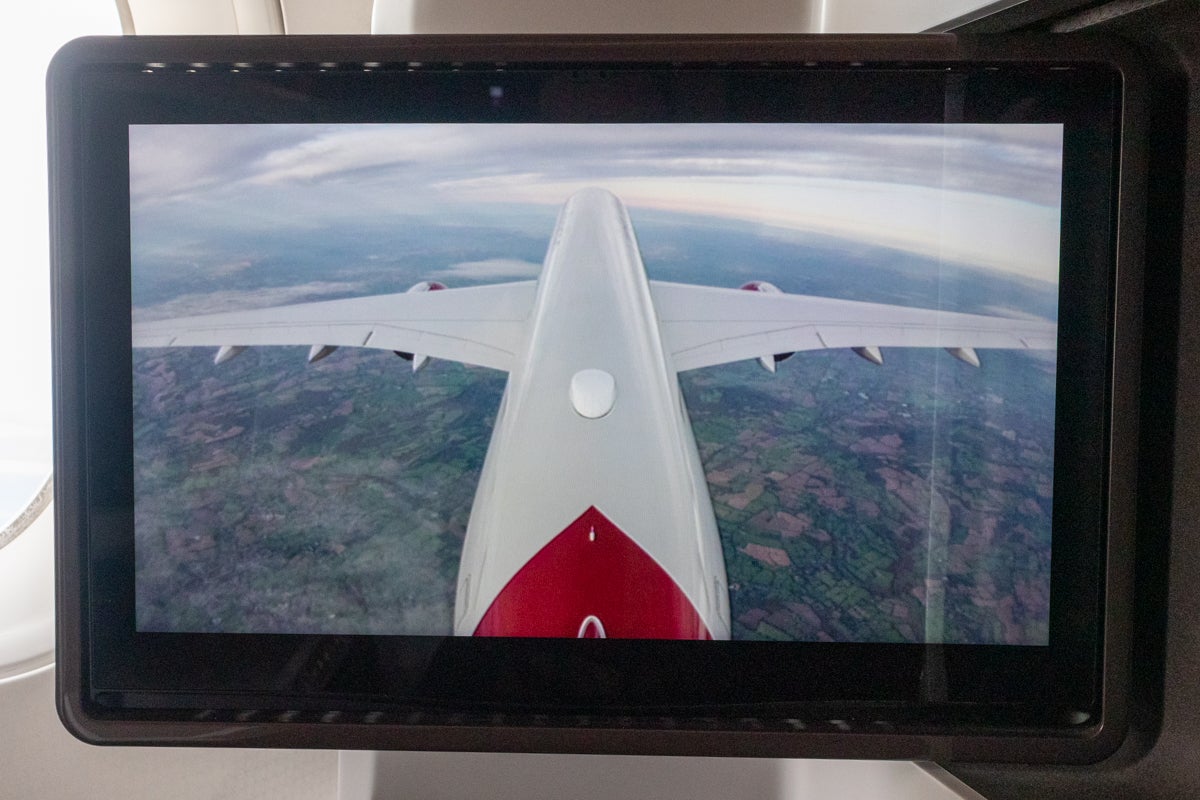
[473,506,712,640]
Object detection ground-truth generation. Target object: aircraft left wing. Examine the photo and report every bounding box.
[649,281,1057,373]
[132,281,538,372]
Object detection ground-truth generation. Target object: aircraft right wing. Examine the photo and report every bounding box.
[649,281,1057,373]
[132,281,538,372]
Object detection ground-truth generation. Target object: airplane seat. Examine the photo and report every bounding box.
[369,0,1006,35]
[371,0,820,34]
[119,0,284,34]
[120,0,383,35]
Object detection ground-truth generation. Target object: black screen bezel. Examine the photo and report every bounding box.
[50,34,1142,763]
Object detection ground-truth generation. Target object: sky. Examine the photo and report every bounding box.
[130,122,1063,285]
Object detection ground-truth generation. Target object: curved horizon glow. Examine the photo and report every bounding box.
[131,122,1063,288]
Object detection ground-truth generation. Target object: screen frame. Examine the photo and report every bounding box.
[49,33,1145,764]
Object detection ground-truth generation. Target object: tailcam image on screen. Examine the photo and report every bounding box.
[130,122,1061,644]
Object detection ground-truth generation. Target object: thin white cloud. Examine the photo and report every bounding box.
[432,258,542,281]
[244,126,478,186]
[210,259,257,277]
[133,281,368,321]
[430,172,548,192]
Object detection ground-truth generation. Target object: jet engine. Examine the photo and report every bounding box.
[394,280,447,371]
[740,281,794,372]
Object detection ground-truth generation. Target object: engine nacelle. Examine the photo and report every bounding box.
[740,281,794,372]
[394,280,447,371]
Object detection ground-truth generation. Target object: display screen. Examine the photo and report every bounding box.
[130,121,1061,645]
[52,37,1140,760]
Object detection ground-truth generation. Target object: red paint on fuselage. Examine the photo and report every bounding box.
[473,506,712,639]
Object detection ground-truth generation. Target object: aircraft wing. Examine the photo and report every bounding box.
[649,281,1057,373]
[132,281,538,372]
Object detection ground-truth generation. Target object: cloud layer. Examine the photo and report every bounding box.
[131,123,1062,282]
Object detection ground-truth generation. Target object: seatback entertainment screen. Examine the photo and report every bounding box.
[130,122,1060,645]
[50,35,1142,764]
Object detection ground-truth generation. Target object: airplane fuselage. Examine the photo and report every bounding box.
[454,188,732,639]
